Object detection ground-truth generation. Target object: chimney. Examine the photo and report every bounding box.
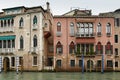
[46,2,50,12]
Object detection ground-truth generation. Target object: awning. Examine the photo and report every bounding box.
[0,16,15,20]
[0,35,15,40]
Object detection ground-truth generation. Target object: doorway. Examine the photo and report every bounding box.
[3,57,10,72]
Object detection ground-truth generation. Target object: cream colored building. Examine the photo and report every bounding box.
[0,2,53,71]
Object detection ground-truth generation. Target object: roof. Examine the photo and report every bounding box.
[2,6,26,11]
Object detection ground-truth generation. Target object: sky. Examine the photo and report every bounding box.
[0,0,119,15]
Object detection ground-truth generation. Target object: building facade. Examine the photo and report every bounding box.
[100,9,120,71]
[53,9,115,71]
[0,2,54,71]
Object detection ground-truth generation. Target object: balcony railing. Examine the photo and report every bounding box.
[0,27,14,33]
[56,32,62,37]
[32,24,38,30]
[31,47,39,53]
[76,32,95,37]
[97,32,101,37]
[0,48,15,54]
[106,33,111,37]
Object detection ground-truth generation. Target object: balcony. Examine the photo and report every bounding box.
[32,24,38,30]
[0,27,14,33]
[76,32,95,38]
[43,19,52,38]
[70,32,75,37]
[31,47,39,54]
[97,32,101,37]
[56,32,62,37]
[0,48,15,55]
[106,33,111,37]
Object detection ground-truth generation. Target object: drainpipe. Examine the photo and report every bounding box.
[66,18,68,71]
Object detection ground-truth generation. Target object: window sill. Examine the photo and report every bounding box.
[32,65,38,67]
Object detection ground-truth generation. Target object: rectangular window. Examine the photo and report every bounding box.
[79,60,82,67]
[0,40,2,48]
[8,40,11,48]
[56,60,61,67]
[11,57,15,66]
[3,40,6,48]
[115,35,118,43]
[19,57,23,65]
[33,56,37,65]
[70,26,74,36]
[107,60,113,67]
[12,40,15,48]
[115,48,118,55]
[115,18,120,27]
[97,60,101,67]
[115,61,118,67]
[70,60,75,67]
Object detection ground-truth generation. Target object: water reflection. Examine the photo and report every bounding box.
[0,72,120,80]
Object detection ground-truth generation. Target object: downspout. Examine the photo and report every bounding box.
[66,17,68,71]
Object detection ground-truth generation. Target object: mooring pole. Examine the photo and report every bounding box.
[101,54,104,74]
[82,54,84,74]
[16,56,19,74]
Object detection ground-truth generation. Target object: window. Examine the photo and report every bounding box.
[70,22,74,36]
[57,22,61,32]
[33,15,37,25]
[69,41,75,54]
[115,48,118,55]
[97,60,101,67]
[115,18,120,27]
[106,23,111,36]
[8,40,11,48]
[19,17,24,27]
[107,60,113,67]
[12,40,15,48]
[8,20,10,27]
[105,42,113,54]
[70,60,75,67]
[115,35,118,43]
[11,19,14,26]
[84,23,89,36]
[11,57,15,66]
[79,60,82,67]
[4,20,7,27]
[0,41,2,48]
[97,23,102,36]
[56,60,61,67]
[96,42,103,54]
[89,23,93,36]
[1,21,3,27]
[3,40,6,48]
[115,61,118,67]
[20,36,24,49]
[33,56,37,65]
[19,57,23,65]
[33,35,37,47]
[56,42,63,54]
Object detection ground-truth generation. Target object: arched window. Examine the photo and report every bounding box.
[70,22,74,36]
[33,15,37,25]
[1,21,3,27]
[33,35,37,47]
[97,23,102,36]
[96,42,103,54]
[11,19,14,26]
[56,41,63,54]
[19,17,24,27]
[69,41,75,54]
[106,23,111,36]
[20,36,24,49]
[57,22,61,32]
[105,42,113,54]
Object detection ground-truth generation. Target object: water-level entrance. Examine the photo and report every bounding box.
[3,57,10,71]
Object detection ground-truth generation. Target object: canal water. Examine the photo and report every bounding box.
[0,72,119,80]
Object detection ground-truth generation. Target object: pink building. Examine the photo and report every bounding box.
[53,9,114,72]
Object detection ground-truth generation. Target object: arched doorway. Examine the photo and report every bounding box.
[3,57,10,72]
[87,60,94,70]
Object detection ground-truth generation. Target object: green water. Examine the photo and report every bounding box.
[0,72,119,80]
